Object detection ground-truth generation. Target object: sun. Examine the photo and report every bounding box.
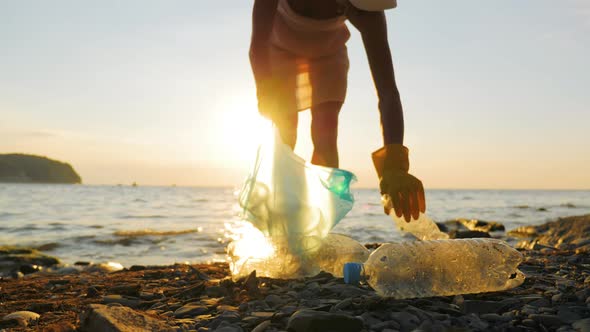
[216,95,274,164]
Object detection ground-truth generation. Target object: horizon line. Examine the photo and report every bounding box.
[3,183,589,191]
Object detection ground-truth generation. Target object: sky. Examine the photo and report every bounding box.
[1,0,589,189]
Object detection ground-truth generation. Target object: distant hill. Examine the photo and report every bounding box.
[0,154,81,184]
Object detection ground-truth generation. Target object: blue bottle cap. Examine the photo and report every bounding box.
[343,262,363,285]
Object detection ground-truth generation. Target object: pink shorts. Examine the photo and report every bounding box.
[269,0,351,112]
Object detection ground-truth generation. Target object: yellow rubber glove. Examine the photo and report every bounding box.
[372,144,426,222]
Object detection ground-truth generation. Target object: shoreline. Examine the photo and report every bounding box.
[1,215,589,331]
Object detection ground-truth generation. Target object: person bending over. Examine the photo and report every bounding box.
[249,0,425,221]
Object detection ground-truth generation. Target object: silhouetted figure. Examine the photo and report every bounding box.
[249,0,425,221]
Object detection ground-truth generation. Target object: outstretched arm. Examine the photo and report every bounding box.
[346,9,403,145]
[347,7,426,221]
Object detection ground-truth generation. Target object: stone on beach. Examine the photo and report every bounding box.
[287,309,363,332]
[0,246,60,277]
[173,304,209,318]
[573,318,590,332]
[80,304,172,331]
[2,311,40,327]
[0,214,589,331]
[508,215,590,250]
[456,218,506,232]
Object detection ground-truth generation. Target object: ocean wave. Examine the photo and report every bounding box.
[513,205,530,209]
[121,215,167,219]
[94,238,143,246]
[0,212,23,218]
[7,224,39,232]
[72,235,96,241]
[36,242,61,251]
[113,228,203,237]
[560,203,577,208]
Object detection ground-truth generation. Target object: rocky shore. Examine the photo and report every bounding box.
[1,215,589,332]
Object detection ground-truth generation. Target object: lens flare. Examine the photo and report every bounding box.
[225,221,275,277]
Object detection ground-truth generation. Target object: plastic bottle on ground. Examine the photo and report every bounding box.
[382,194,449,240]
[311,233,370,277]
[344,238,525,299]
[228,233,368,280]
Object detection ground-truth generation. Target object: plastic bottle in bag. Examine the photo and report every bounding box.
[228,233,368,280]
[343,238,525,299]
[382,194,448,240]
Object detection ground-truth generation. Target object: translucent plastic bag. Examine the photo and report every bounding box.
[238,130,356,255]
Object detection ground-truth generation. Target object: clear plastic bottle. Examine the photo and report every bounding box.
[391,213,449,240]
[228,233,368,280]
[311,233,370,277]
[382,195,448,240]
[344,238,525,299]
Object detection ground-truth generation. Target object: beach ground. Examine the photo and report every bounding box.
[1,215,589,332]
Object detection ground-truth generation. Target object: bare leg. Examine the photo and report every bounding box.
[272,111,298,149]
[311,101,342,168]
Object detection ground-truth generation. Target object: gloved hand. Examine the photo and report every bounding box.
[372,144,426,222]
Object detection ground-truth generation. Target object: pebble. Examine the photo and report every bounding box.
[529,314,565,327]
[558,305,586,323]
[287,309,363,332]
[86,286,100,298]
[238,303,249,312]
[457,314,489,330]
[80,304,172,331]
[462,300,508,314]
[19,264,42,275]
[102,295,140,308]
[264,294,284,308]
[333,297,352,310]
[110,284,140,296]
[552,293,563,303]
[2,311,40,327]
[371,320,401,331]
[205,286,226,298]
[390,311,420,331]
[572,318,590,332]
[217,305,239,312]
[360,312,381,326]
[251,312,275,319]
[480,313,509,322]
[52,267,80,275]
[521,305,538,315]
[216,311,241,323]
[173,304,208,318]
[86,262,124,273]
[251,320,271,332]
[214,323,243,332]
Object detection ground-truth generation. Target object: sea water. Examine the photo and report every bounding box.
[0,184,588,267]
